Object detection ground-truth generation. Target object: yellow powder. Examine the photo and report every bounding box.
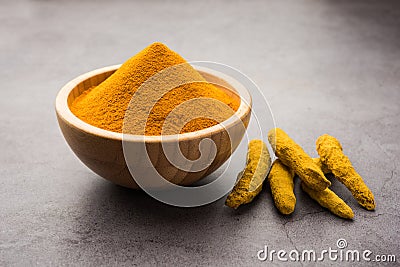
[71,42,240,135]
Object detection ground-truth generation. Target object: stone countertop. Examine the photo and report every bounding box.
[1,0,399,266]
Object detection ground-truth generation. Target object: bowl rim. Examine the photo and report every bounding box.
[55,64,252,142]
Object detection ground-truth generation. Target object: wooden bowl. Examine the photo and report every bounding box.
[55,65,251,189]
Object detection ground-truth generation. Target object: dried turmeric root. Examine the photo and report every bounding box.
[268,128,330,191]
[225,140,271,209]
[316,134,375,210]
[312,158,331,174]
[301,182,354,219]
[267,159,296,215]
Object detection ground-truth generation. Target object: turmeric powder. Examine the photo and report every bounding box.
[301,182,354,219]
[267,159,296,215]
[225,140,271,209]
[316,134,376,210]
[268,128,331,191]
[71,42,240,135]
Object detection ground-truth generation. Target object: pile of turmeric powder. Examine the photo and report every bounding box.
[225,128,375,220]
[71,42,240,135]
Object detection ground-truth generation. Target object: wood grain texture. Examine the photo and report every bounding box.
[56,65,251,189]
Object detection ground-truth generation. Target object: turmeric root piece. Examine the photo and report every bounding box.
[312,158,331,174]
[225,139,271,209]
[316,134,375,210]
[301,182,354,219]
[268,128,330,191]
[267,159,296,215]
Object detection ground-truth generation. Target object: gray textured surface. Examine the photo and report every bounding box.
[1,0,399,266]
